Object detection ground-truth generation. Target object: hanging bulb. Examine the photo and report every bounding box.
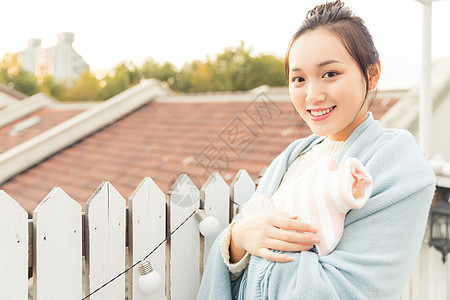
[429,155,445,174]
[138,260,162,295]
[195,209,220,237]
[442,163,450,177]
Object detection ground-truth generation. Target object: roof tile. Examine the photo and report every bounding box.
[0,108,86,153]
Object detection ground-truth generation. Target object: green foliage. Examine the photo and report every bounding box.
[99,61,140,100]
[0,52,39,96]
[65,70,101,101]
[165,41,286,93]
[0,42,286,101]
[9,69,39,95]
[141,58,177,83]
[41,76,67,100]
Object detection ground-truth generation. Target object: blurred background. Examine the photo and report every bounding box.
[1,0,449,100]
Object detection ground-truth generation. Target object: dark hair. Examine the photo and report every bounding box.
[285,0,379,100]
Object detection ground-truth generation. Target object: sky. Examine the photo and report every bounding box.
[1,0,449,90]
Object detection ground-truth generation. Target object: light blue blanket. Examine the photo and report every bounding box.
[198,114,436,299]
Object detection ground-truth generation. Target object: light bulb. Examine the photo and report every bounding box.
[138,260,162,295]
[428,157,445,174]
[442,163,450,177]
[195,209,220,237]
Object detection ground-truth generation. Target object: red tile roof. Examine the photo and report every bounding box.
[0,90,399,214]
[0,108,86,153]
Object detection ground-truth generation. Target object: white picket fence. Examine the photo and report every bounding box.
[0,170,448,300]
[0,171,256,300]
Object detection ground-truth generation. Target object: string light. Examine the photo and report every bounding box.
[138,260,162,294]
[429,155,445,173]
[429,155,450,176]
[195,209,220,237]
[81,202,241,299]
[442,163,450,177]
[81,210,196,300]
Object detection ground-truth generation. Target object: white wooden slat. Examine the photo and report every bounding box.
[401,241,427,300]
[128,177,166,300]
[427,246,449,299]
[255,167,267,189]
[85,182,126,300]
[416,243,430,300]
[0,190,28,300]
[168,174,200,300]
[33,187,82,300]
[400,238,450,300]
[230,169,255,220]
[200,173,229,269]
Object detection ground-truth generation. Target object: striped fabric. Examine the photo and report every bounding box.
[272,157,373,255]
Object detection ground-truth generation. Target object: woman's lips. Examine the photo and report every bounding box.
[308,106,336,121]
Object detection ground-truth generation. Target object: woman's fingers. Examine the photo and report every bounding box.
[266,238,314,252]
[232,210,321,262]
[258,248,294,263]
[267,226,320,246]
[268,212,318,233]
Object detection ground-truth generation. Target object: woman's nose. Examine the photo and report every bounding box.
[305,82,326,103]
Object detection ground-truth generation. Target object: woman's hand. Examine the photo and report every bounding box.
[230,210,319,263]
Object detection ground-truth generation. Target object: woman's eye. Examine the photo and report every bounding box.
[292,77,305,83]
[323,71,338,78]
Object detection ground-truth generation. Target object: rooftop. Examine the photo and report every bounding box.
[0,83,27,109]
[0,93,96,153]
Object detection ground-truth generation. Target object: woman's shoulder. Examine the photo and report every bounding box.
[369,127,421,157]
[373,127,417,150]
[345,117,422,162]
[362,127,435,186]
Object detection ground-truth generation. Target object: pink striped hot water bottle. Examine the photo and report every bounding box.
[272,157,373,255]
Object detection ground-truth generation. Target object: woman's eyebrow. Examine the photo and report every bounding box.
[290,60,343,72]
[317,59,343,67]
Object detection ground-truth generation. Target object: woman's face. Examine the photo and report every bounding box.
[288,29,371,141]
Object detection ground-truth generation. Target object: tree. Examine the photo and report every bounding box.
[9,69,40,96]
[206,41,286,92]
[246,54,286,88]
[99,61,139,100]
[40,75,67,100]
[141,58,177,84]
[65,69,101,101]
[184,61,214,93]
[0,52,39,96]
[209,41,251,91]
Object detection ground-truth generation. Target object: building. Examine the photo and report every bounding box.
[18,32,89,84]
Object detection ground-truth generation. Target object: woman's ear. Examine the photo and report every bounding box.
[367,61,381,90]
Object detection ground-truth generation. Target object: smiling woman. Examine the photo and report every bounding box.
[198,1,436,299]
[287,29,380,141]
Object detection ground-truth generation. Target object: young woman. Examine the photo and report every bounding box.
[198,1,436,299]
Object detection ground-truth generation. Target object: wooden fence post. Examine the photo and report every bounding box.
[0,190,28,300]
[33,188,82,300]
[85,182,126,299]
[167,174,200,300]
[230,169,255,220]
[200,173,229,272]
[128,177,166,300]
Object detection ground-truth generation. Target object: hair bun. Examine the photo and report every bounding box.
[306,0,346,19]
